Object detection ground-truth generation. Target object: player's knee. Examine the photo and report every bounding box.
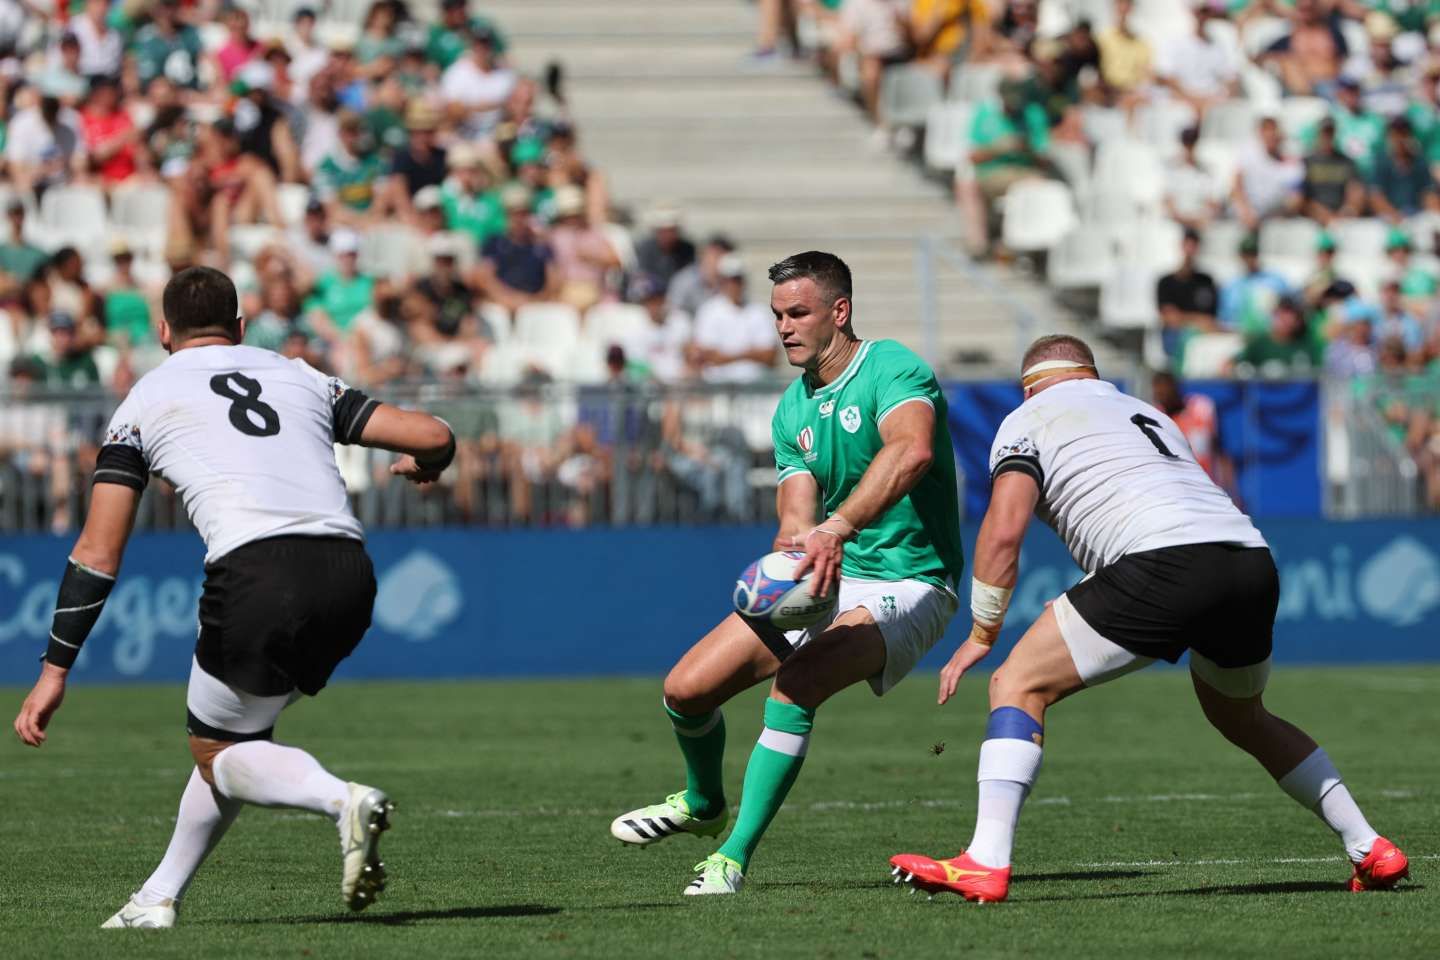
[189,735,229,786]
[662,668,718,716]
[771,663,825,710]
[1199,696,1267,745]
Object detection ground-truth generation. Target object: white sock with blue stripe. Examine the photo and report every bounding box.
[967,707,1045,869]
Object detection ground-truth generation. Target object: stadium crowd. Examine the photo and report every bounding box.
[767,0,1440,509]
[0,0,789,531]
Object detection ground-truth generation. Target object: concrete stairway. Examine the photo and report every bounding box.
[485,0,1117,375]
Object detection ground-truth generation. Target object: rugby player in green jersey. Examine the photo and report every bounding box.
[609,251,965,895]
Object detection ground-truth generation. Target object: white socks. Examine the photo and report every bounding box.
[211,741,351,822]
[967,736,1044,869]
[135,768,243,906]
[1277,748,1378,863]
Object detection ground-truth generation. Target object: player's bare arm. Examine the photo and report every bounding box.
[773,472,820,552]
[938,472,1039,705]
[792,400,935,599]
[13,483,141,747]
[358,403,457,484]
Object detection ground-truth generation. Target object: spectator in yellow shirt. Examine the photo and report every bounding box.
[908,0,991,76]
[1095,0,1152,106]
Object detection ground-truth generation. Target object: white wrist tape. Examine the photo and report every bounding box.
[970,578,1013,627]
[811,514,856,542]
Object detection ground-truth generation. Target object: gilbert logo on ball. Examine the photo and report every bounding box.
[733,551,836,630]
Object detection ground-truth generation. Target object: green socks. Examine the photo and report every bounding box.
[666,702,727,819]
[717,698,815,871]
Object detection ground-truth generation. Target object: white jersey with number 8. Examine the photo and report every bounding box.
[988,378,1266,573]
[100,345,371,562]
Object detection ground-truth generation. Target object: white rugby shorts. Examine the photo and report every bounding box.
[785,576,958,696]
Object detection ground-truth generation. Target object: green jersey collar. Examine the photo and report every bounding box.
[809,340,871,398]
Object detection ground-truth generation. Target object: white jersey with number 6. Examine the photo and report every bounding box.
[988,378,1266,572]
[100,345,372,562]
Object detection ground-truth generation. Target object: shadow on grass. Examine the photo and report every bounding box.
[1014,870,1151,884]
[226,904,563,926]
[1020,880,1425,903]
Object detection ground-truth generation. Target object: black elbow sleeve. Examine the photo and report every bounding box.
[44,559,116,668]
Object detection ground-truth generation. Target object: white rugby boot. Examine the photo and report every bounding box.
[338,782,394,911]
[101,895,176,929]
[610,791,728,846]
[684,853,745,895]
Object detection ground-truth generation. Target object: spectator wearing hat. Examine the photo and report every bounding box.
[625,273,693,383]
[441,142,506,247]
[412,186,449,236]
[441,23,517,134]
[1300,117,1364,225]
[548,185,619,311]
[315,109,387,227]
[1371,117,1440,221]
[5,91,85,196]
[383,101,449,222]
[1259,0,1347,97]
[688,254,779,383]
[1157,228,1219,365]
[1164,127,1224,233]
[667,234,736,319]
[476,185,558,309]
[102,242,154,350]
[0,202,48,286]
[39,310,100,389]
[1231,116,1302,230]
[1219,233,1292,335]
[1302,232,1346,309]
[1233,295,1325,375]
[1154,1,1238,114]
[635,206,696,291]
[1384,227,1438,306]
[133,0,203,90]
[303,228,376,355]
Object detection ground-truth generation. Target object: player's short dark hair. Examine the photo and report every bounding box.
[768,251,853,305]
[163,266,241,343]
[1022,334,1096,372]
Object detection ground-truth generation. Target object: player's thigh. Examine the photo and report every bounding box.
[664,613,783,715]
[771,607,887,709]
[991,605,1099,710]
[186,656,300,780]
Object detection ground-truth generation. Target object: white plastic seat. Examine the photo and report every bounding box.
[1200,100,1255,144]
[1334,255,1387,301]
[1045,140,1091,203]
[836,50,861,95]
[1001,179,1077,252]
[951,63,1002,104]
[1133,100,1196,158]
[880,64,943,127]
[585,303,651,347]
[110,184,171,259]
[1080,105,1128,145]
[1259,253,1314,288]
[1094,138,1166,204]
[513,302,582,349]
[360,225,425,279]
[1118,218,1184,275]
[38,185,108,247]
[478,301,511,344]
[1404,211,1440,251]
[1278,96,1328,144]
[1330,218,1390,258]
[478,342,530,385]
[1100,267,1160,329]
[228,224,281,261]
[1239,63,1283,110]
[1241,16,1290,57]
[1194,139,1239,191]
[600,222,636,273]
[1182,332,1243,378]
[1259,217,1320,259]
[924,102,974,175]
[1047,227,1116,289]
[277,183,310,227]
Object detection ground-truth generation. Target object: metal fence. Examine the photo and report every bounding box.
[0,382,791,534]
[1324,375,1425,518]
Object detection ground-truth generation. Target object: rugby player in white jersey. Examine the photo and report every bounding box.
[12,267,457,927]
[889,334,1409,902]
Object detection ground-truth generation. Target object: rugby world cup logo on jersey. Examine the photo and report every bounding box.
[840,405,862,434]
[798,426,818,463]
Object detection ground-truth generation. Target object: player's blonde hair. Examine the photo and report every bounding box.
[1021,334,1096,373]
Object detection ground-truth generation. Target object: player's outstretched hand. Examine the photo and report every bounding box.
[793,529,843,600]
[14,663,67,747]
[937,635,995,706]
[389,454,444,485]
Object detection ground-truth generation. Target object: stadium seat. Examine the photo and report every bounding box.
[1239,63,1283,110]
[1330,218,1389,258]
[600,222,637,273]
[1099,266,1159,329]
[477,342,533,385]
[923,102,974,175]
[227,224,281,262]
[479,301,512,344]
[38,185,108,247]
[277,183,311,227]
[1001,179,1077,252]
[836,50,861,95]
[586,303,651,346]
[880,64,943,128]
[1080,105,1128,145]
[1194,139,1239,190]
[1278,96,1328,144]
[360,225,425,279]
[951,63,1001,104]
[1094,138,1165,204]
[1047,227,1116,289]
[1200,100,1255,144]
[1045,140,1091,203]
[1404,211,1440,250]
[1084,188,1149,234]
[110,184,172,259]
[1259,217,1320,285]
[1119,218,1184,275]
[1241,16,1290,57]
[1132,0,1192,47]
[565,340,609,384]
[1203,17,1241,59]
[1133,100,1196,158]
[1182,332,1242,377]
[514,302,582,349]
[1334,254,1387,300]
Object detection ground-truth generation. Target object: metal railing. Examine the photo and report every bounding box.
[0,382,791,534]
[1325,375,1424,518]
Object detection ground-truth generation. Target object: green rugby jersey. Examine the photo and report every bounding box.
[772,339,964,589]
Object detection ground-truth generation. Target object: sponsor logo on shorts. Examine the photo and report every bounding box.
[840,405,862,434]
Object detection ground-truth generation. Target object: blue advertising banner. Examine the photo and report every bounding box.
[2,518,1436,686]
[943,380,1321,520]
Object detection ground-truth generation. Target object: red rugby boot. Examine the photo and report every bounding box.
[888,851,1011,903]
[1349,837,1410,892]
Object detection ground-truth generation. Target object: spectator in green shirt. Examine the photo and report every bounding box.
[1232,296,1325,376]
[40,311,100,390]
[1301,76,1386,178]
[102,243,153,348]
[958,77,1053,255]
[131,0,202,89]
[303,229,376,347]
[0,201,48,285]
[440,142,506,248]
[314,110,386,227]
[1384,228,1438,311]
[427,0,507,69]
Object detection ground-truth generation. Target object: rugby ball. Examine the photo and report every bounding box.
[733,551,836,630]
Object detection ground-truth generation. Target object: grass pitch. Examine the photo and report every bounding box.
[1,666,1436,959]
